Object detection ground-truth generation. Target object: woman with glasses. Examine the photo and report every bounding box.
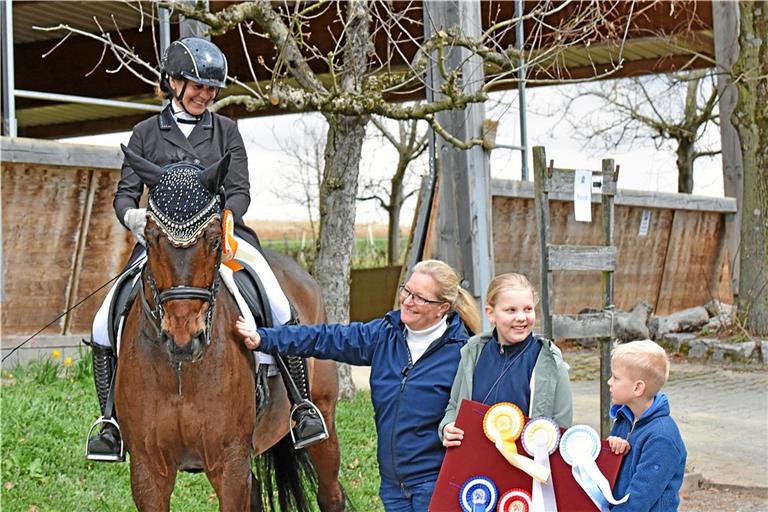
[236,259,481,512]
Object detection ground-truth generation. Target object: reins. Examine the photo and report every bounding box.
[1,271,125,363]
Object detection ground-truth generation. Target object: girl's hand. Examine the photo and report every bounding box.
[607,436,630,455]
[442,422,465,448]
[236,316,261,350]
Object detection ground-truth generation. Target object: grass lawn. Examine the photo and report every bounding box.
[1,356,383,511]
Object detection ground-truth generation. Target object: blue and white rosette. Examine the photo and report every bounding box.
[459,475,498,512]
[559,425,629,512]
[522,417,560,512]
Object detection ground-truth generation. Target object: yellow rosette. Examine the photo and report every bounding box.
[483,403,551,483]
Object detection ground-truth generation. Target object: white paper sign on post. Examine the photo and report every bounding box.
[639,209,651,236]
[574,169,592,222]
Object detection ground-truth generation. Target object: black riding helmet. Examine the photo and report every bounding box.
[160,37,228,113]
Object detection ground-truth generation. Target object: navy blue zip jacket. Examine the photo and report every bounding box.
[610,393,687,512]
[256,310,470,487]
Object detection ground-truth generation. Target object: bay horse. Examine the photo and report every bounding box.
[114,146,345,512]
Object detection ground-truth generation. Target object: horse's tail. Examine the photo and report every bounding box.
[253,434,318,512]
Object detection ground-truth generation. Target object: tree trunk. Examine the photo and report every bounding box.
[676,138,696,193]
[313,0,372,399]
[732,1,768,337]
[387,162,407,266]
[315,114,368,399]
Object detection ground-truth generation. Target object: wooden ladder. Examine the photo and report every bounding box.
[532,146,619,436]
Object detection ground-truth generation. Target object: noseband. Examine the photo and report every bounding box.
[138,165,224,345]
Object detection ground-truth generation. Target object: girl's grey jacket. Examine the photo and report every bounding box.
[439,332,573,439]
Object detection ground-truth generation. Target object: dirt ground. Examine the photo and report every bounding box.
[680,483,768,511]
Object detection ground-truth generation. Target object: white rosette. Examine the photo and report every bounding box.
[559,425,629,512]
[522,417,560,511]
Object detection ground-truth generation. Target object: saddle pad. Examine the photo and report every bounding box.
[219,265,277,375]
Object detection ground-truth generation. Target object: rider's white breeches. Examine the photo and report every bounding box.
[91,237,291,348]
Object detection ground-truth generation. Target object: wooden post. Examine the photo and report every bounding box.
[712,1,742,296]
[532,146,553,340]
[600,158,616,438]
[423,1,493,319]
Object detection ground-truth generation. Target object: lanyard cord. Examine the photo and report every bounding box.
[480,335,532,404]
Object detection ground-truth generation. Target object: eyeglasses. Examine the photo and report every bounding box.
[399,285,445,306]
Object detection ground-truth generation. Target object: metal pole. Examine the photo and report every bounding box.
[158,7,171,108]
[515,0,529,180]
[2,0,17,137]
[159,7,171,52]
[15,89,162,112]
[180,0,210,39]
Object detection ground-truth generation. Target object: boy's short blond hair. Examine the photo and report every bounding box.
[611,339,670,396]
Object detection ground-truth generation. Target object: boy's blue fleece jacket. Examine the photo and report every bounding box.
[257,310,470,488]
[610,393,687,512]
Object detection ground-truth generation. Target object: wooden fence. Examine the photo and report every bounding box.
[490,179,736,316]
[1,137,737,365]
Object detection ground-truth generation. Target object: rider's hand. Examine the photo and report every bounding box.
[236,316,261,350]
[442,422,465,448]
[124,208,147,246]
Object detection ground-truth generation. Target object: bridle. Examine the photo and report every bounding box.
[138,193,224,346]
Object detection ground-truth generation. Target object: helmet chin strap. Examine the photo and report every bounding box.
[173,79,203,119]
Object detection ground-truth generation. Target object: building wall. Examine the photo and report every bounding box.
[1,137,736,365]
[491,181,734,316]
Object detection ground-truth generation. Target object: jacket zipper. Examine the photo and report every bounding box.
[390,334,457,486]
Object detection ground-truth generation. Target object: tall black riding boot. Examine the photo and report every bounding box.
[276,354,329,449]
[85,344,124,462]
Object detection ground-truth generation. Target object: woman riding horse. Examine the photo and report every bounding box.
[87,36,326,461]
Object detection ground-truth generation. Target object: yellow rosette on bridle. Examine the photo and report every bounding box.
[483,403,551,483]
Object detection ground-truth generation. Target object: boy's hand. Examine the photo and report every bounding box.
[607,436,630,455]
[443,422,464,448]
[236,316,261,350]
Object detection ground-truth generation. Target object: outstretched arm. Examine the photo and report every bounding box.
[235,315,383,366]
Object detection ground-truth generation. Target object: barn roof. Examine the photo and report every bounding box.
[6,1,715,139]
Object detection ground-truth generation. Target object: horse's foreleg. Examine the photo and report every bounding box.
[206,449,253,512]
[129,455,177,512]
[307,363,345,512]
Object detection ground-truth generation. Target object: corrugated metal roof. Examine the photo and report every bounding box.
[6,1,716,139]
[13,1,149,44]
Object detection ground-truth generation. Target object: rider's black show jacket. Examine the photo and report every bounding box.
[114,104,251,228]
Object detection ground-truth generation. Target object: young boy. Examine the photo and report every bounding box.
[606,339,687,512]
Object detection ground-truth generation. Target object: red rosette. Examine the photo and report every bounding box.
[497,488,532,512]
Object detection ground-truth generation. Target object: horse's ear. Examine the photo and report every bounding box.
[199,152,231,194]
[121,144,163,187]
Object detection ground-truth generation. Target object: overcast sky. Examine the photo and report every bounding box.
[63,83,723,226]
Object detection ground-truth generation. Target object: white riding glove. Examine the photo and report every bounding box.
[124,208,147,246]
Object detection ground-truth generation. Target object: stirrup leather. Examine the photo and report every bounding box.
[85,417,125,462]
[289,400,329,449]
